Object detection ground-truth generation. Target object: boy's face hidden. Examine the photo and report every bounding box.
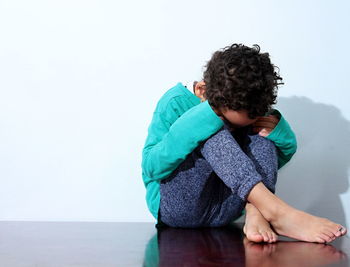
[220,108,258,129]
[194,80,259,129]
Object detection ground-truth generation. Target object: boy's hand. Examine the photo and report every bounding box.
[251,115,279,137]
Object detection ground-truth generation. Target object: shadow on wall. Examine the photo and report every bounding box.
[275,96,350,229]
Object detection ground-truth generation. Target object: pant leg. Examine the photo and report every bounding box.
[159,142,237,228]
[159,123,278,228]
[215,126,278,226]
[199,124,266,202]
[243,127,278,193]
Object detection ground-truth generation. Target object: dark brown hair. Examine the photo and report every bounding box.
[203,43,283,119]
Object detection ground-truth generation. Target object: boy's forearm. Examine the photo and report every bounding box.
[265,109,297,169]
[142,101,224,181]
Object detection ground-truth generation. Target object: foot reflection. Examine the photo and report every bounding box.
[143,223,348,267]
[243,237,347,267]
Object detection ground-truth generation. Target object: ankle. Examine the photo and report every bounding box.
[245,203,261,216]
[265,201,290,224]
[247,182,288,223]
[245,202,255,211]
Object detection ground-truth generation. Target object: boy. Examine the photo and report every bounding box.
[141,43,347,243]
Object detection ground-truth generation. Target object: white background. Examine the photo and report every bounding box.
[0,0,349,233]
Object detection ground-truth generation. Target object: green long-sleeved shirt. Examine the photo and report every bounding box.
[141,82,297,221]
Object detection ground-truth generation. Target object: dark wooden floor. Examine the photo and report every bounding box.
[0,221,348,266]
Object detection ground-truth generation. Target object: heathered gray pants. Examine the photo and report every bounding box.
[159,123,278,228]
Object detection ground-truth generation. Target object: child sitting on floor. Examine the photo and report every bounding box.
[141,43,347,243]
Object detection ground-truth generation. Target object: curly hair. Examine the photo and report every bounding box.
[202,43,284,119]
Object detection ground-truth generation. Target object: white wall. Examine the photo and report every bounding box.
[0,0,349,230]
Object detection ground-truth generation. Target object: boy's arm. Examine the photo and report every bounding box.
[264,109,297,169]
[142,100,224,182]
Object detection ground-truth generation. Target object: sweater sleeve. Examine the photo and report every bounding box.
[265,109,297,169]
[142,100,224,182]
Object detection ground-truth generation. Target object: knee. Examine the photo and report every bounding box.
[205,126,232,144]
[200,126,237,154]
[249,134,277,155]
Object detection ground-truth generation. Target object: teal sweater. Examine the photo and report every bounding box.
[141,82,297,221]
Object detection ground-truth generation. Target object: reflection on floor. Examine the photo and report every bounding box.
[152,222,349,267]
[0,222,348,266]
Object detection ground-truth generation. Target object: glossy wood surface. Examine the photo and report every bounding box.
[0,221,348,266]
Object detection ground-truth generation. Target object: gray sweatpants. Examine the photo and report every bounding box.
[159,123,278,228]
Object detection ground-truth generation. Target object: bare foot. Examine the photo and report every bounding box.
[247,182,347,244]
[243,202,278,243]
[270,205,347,243]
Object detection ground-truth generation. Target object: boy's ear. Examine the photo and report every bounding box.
[194,81,206,100]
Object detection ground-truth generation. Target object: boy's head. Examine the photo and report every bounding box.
[197,43,283,123]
